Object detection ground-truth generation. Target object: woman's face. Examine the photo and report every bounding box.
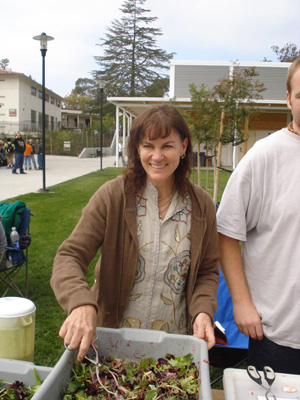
[138,129,188,189]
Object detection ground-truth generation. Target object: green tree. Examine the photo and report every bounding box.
[143,77,169,97]
[186,84,221,186]
[212,66,265,201]
[0,58,9,70]
[64,78,95,111]
[271,42,300,62]
[94,0,174,96]
[214,66,265,145]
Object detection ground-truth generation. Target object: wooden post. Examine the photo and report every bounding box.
[213,109,225,204]
[243,115,249,157]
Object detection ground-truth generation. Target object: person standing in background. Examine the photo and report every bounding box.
[36,138,43,170]
[12,133,26,174]
[29,139,37,170]
[0,141,5,168]
[24,140,33,170]
[4,138,15,169]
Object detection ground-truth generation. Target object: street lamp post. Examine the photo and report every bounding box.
[98,79,105,171]
[33,32,54,192]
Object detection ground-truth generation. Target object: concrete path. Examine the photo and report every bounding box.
[0,155,116,201]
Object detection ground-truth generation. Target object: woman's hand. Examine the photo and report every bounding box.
[193,312,215,349]
[59,305,97,362]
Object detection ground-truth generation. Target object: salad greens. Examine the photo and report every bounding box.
[0,368,43,399]
[63,353,200,400]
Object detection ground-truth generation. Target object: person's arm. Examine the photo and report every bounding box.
[193,312,215,349]
[218,233,263,340]
[59,305,97,362]
[189,190,219,349]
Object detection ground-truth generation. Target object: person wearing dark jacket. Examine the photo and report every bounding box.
[12,133,26,174]
[36,138,43,170]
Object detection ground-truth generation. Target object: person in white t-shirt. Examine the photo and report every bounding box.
[118,140,125,166]
[217,57,300,374]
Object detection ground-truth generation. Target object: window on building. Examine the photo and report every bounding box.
[38,112,42,131]
[51,116,54,130]
[31,110,36,123]
[51,97,54,104]
[31,110,37,130]
[45,94,49,102]
[38,90,42,99]
[31,87,36,96]
[45,114,49,129]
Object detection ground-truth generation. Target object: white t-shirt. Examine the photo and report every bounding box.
[217,128,300,349]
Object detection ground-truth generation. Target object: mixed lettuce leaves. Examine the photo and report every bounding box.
[63,353,200,400]
[0,368,43,399]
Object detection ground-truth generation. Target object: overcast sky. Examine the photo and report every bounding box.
[2,0,299,97]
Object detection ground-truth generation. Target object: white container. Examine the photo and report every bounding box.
[33,327,212,400]
[0,297,36,361]
[0,358,52,387]
[223,368,300,400]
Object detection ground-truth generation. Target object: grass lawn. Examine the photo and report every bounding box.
[1,167,231,385]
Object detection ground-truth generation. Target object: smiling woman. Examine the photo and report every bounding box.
[138,132,187,196]
[51,104,219,363]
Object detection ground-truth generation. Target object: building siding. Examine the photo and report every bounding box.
[0,73,63,135]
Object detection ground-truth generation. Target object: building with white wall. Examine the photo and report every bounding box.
[108,60,292,168]
[0,69,64,137]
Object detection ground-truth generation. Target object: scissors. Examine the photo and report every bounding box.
[247,365,277,400]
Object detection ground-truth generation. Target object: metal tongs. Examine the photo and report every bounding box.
[65,334,124,399]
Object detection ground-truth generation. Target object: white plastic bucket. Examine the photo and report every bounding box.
[0,297,36,361]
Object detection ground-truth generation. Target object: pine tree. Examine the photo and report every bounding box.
[94,0,174,97]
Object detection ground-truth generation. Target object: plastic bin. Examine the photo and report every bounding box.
[0,358,52,391]
[223,368,300,400]
[33,327,212,400]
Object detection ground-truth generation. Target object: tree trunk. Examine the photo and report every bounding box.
[197,142,201,186]
[213,109,225,204]
[243,115,249,157]
[206,158,209,189]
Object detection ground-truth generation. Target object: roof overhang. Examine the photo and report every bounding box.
[107,96,289,118]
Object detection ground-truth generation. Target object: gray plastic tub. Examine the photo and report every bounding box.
[223,368,300,400]
[33,327,212,400]
[0,357,52,391]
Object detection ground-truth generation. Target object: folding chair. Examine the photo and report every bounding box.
[210,268,249,385]
[0,204,32,297]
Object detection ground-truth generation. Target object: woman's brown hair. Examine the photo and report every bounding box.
[124,104,193,196]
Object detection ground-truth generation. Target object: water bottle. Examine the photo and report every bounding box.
[10,227,20,250]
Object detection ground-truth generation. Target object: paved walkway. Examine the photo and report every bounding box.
[1,155,116,201]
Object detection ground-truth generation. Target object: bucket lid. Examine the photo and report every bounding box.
[0,297,36,317]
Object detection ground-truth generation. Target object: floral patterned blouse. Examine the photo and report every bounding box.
[119,181,192,334]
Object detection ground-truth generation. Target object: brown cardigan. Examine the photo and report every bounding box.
[51,175,219,331]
